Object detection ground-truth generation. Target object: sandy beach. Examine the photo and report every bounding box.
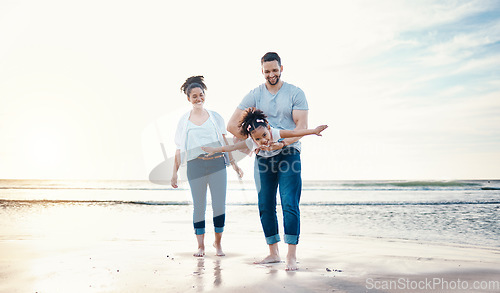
[1,201,499,293]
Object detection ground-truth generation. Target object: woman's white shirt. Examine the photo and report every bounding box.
[174,110,228,165]
[185,120,222,161]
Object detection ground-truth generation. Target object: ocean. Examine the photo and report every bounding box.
[1,179,499,248]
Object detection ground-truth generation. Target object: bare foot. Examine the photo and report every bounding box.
[285,255,298,271]
[254,254,281,264]
[193,247,205,257]
[213,242,225,256]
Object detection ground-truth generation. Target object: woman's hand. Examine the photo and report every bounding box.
[232,163,244,179]
[314,125,328,136]
[171,174,178,188]
[201,146,217,156]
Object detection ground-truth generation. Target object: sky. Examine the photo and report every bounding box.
[1,0,499,181]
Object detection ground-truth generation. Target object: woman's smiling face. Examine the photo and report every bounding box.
[187,87,205,108]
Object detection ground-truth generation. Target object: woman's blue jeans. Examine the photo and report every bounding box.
[187,155,227,235]
[254,147,301,245]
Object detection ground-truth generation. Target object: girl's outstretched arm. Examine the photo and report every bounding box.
[279,125,328,139]
[201,140,249,156]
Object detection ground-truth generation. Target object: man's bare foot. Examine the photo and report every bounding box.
[285,255,298,271]
[213,242,225,256]
[286,244,298,271]
[193,247,205,257]
[253,254,281,264]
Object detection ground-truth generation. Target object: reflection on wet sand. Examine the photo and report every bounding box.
[193,258,204,292]
[213,259,222,287]
[192,257,223,291]
[190,253,299,292]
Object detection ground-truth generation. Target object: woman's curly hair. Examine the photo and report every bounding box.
[239,107,269,137]
[180,75,207,97]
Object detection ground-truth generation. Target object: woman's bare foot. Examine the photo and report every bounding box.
[194,234,205,257]
[213,232,225,256]
[213,242,225,256]
[193,247,205,257]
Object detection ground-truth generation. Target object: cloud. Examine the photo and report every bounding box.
[452,54,500,75]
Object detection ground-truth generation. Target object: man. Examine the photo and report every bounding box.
[227,52,308,271]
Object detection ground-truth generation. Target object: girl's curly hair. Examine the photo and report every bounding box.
[180,75,207,97]
[239,107,269,137]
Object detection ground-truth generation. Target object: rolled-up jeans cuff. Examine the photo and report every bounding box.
[214,227,224,233]
[284,234,299,245]
[265,234,281,245]
[195,228,205,235]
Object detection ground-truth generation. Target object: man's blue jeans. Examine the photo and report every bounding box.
[254,147,301,245]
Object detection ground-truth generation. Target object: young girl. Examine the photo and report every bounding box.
[202,107,327,156]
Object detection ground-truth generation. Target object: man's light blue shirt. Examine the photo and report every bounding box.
[238,81,308,156]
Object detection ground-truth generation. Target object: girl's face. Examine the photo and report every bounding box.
[187,87,205,109]
[250,125,272,147]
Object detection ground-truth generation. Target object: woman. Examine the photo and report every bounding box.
[171,76,243,257]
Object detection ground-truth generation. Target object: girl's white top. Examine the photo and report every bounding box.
[174,110,229,165]
[244,127,281,158]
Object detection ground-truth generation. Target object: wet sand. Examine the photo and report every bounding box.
[1,223,499,293]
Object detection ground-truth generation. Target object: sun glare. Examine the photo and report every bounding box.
[23,127,66,175]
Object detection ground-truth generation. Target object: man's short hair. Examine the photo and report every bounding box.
[261,52,281,67]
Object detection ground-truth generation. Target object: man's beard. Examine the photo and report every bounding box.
[267,74,280,86]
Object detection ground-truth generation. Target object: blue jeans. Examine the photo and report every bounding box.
[254,147,302,245]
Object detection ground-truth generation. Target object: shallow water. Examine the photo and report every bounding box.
[1,180,499,247]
